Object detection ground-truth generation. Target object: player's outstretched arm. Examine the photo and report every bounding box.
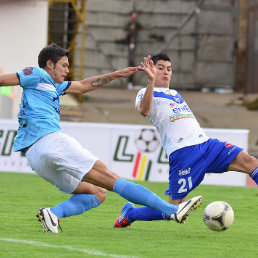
[65,67,139,94]
[136,56,156,117]
[0,73,20,87]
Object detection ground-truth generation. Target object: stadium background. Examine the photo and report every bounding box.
[0,0,257,180]
[0,1,258,257]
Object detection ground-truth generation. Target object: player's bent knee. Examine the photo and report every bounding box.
[230,151,257,172]
[251,155,258,163]
[95,188,107,203]
[243,155,257,170]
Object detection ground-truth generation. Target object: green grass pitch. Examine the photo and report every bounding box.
[0,172,257,258]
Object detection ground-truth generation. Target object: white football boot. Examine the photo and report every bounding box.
[36,208,60,233]
[171,196,203,223]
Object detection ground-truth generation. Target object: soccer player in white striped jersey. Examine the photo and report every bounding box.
[114,54,258,228]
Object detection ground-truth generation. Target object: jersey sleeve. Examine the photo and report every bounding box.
[135,88,146,108]
[56,81,71,96]
[17,67,40,89]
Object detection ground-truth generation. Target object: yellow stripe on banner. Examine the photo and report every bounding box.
[138,155,147,181]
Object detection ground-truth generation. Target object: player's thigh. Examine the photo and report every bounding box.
[228,150,258,174]
[82,160,120,191]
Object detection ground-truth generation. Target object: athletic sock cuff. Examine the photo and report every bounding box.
[90,194,100,208]
[113,178,127,193]
[250,167,258,178]
[162,213,169,220]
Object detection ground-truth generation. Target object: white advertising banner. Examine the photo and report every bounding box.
[0,120,31,173]
[0,119,249,187]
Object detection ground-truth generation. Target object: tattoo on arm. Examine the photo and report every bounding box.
[90,76,112,87]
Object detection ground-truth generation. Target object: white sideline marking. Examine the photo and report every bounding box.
[0,238,139,258]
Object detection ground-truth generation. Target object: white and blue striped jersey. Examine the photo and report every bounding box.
[135,87,209,156]
[14,67,71,152]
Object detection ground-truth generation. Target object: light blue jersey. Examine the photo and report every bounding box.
[14,67,71,152]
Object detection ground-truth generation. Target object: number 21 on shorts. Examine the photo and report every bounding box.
[178,176,192,193]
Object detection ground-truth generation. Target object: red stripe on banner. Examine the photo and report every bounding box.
[132,152,141,178]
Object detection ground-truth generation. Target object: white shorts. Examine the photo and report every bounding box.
[26,131,98,193]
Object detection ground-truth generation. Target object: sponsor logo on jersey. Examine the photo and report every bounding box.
[169,104,194,122]
[227,146,237,155]
[171,104,191,113]
[178,168,191,176]
[173,95,184,104]
[169,113,194,122]
[225,142,234,148]
[23,67,33,75]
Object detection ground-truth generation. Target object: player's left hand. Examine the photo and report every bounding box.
[139,55,156,81]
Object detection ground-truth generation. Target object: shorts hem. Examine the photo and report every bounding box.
[224,148,243,171]
[165,190,188,200]
[79,158,99,182]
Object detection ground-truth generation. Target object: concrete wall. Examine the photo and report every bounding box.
[0,0,48,119]
[74,0,237,89]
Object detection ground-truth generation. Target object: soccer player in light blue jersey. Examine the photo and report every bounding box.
[0,44,203,233]
[114,53,258,228]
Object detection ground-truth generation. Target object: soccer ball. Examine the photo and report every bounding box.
[203,201,234,231]
[134,128,160,153]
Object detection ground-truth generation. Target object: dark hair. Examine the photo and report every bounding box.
[38,43,71,68]
[151,53,171,65]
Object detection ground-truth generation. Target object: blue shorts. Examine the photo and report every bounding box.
[165,138,243,200]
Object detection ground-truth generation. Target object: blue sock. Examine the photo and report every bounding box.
[50,194,100,219]
[250,167,258,185]
[127,207,166,222]
[113,178,177,217]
